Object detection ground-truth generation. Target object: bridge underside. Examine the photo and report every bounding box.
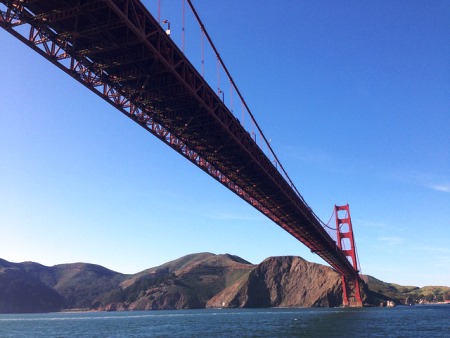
[0,0,359,280]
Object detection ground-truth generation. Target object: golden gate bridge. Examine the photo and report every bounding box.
[0,0,363,306]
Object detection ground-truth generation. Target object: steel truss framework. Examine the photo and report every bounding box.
[1,0,361,284]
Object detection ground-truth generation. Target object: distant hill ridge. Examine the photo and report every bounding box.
[0,254,448,313]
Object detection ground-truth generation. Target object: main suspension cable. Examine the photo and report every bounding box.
[186,0,326,227]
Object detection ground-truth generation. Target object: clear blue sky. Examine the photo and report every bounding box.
[0,1,449,287]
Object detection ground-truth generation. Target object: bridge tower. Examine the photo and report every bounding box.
[335,204,363,307]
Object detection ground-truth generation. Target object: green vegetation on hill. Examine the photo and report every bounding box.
[362,275,450,305]
[103,272,176,304]
[408,286,450,303]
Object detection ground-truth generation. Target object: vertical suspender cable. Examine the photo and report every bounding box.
[229,80,233,112]
[201,27,204,77]
[216,57,221,92]
[241,100,245,127]
[186,0,324,226]
[157,0,161,23]
[182,0,185,53]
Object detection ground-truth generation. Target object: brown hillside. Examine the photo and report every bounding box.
[0,260,64,313]
[0,259,127,310]
[2,254,446,313]
[102,253,255,310]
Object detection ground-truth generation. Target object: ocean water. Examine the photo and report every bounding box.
[0,305,449,337]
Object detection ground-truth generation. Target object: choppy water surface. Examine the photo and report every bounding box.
[0,305,449,337]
